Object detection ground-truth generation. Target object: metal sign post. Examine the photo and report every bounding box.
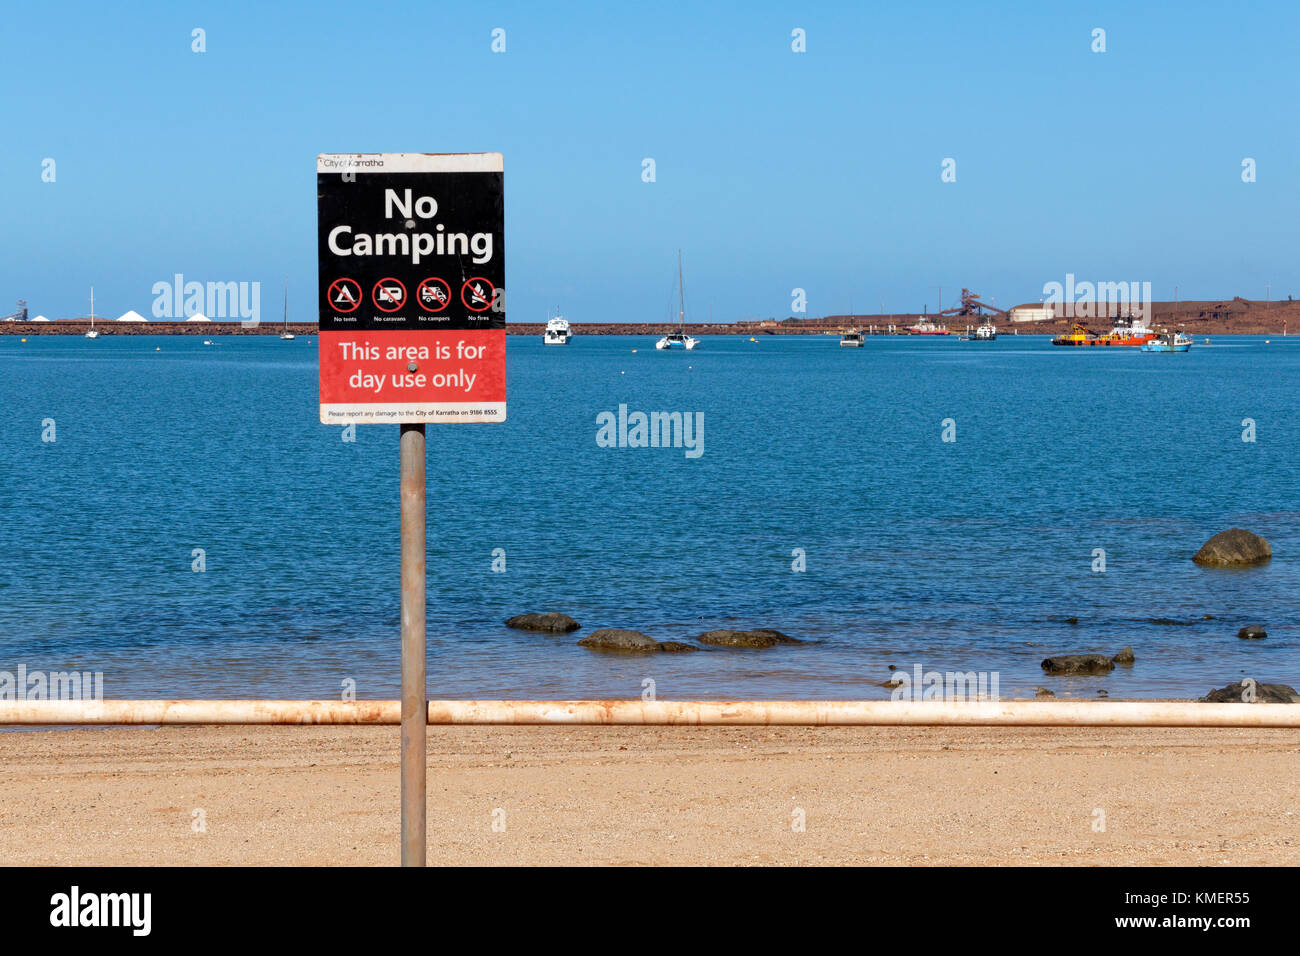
[317,152,506,866]
[399,422,426,866]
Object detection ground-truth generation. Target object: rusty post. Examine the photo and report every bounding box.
[399,422,427,866]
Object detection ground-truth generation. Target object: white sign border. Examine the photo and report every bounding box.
[317,152,503,174]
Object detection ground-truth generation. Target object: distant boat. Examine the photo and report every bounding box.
[203,339,214,346]
[1141,328,1193,352]
[656,250,699,350]
[907,316,949,335]
[85,287,99,339]
[972,322,997,341]
[543,313,571,345]
[279,281,295,340]
[657,330,698,350]
[839,329,864,347]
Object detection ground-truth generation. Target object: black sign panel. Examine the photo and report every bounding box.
[316,154,504,331]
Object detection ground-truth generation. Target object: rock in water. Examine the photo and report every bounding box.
[1238,625,1267,640]
[505,612,581,633]
[577,629,661,652]
[1035,687,1056,698]
[696,628,801,649]
[1113,646,1136,664]
[1199,680,1300,703]
[658,641,699,653]
[1192,529,1272,567]
[1041,654,1115,675]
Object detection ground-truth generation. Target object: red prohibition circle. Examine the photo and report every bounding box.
[327,277,362,313]
[461,277,497,312]
[371,278,407,313]
[416,277,451,313]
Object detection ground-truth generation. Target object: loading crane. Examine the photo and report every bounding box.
[1,300,27,322]
[938,289,1008,319]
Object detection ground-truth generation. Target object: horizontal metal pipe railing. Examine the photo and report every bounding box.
[0,699,1298,727]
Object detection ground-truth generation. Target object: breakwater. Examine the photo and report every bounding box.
[4,295,1298,336]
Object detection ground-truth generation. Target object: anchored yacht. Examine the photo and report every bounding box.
[279,281,295,340]
[656,250,699,350]
[85,288,99,339]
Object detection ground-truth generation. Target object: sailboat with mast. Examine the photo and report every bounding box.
[656,250,699,350]
[84,287,99,339]
[279,280,295,340]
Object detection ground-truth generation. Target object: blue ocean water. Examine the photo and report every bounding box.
[2,332,1298,701]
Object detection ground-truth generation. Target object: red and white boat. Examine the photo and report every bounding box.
[906,317,950,335]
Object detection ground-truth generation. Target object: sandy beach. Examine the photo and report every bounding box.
[2,724,1298,866]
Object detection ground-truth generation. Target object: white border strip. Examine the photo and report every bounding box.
[320,403,506,424]
[317,153,503,174]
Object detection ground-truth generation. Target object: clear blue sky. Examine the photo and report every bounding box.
[3,0,1296,322]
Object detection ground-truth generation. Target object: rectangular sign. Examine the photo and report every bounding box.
[317,152,505,423]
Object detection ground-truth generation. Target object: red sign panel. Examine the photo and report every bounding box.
[318,329,505,423]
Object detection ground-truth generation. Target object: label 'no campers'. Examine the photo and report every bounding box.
[317,152,505,424]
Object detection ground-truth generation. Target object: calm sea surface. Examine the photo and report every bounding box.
[2,332,1298,700]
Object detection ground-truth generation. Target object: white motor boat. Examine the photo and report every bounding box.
[973,322,997,341]
[839,329,865,347]
[1140,328,1193,352]
[543,314,571,345]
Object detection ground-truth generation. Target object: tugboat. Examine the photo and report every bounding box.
[1140,328,1193,352]
[1051,314,1157,347]
[543,313,572,345]
[1105,314,1157,345]
[906,316,950,335]
[839,329,865,347]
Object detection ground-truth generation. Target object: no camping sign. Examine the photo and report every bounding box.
[317,153,505,424]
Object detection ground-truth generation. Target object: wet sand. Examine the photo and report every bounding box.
[2,724,1298,865]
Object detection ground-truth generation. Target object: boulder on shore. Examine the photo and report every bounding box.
[1113,646,1136,665]
[1238,625,1267,640]
[1193,529,1272,567]
[1199,680,1300,703]
[505,612,580,633]
[696,628,802,649]
[1041,654,1115,675]
[577,629,661,652]
[577,630,698,653]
